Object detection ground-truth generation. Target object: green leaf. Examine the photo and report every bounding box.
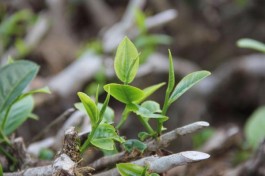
[99,92,110,122]
[135,35,172,49]
[168,71,211,105]
[114,37,139,84]
[18,86,51,100]
[91,123,124,150]
[123,139,147,153]
[244,106,265,149]
[39,148,54,160]
[149,173,159,176]
[166,50,175,94]
[104,83,144,104]
[141,101,162,114]
[0,60,39,113]
[138,132,151,141]
[117,163,145,176]
[91,138,114,150]
[134,8,147,34]
[137,82,165,103]
[0,163,2,176]
[75,102,114,124]
[77,92,98,127]
[237,38,265,53]
[131,103,168,121]
[0,96,34,135]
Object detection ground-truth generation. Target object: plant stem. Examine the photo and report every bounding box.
[116,107,130,129]
[80,126,97,154]
[158,91,171,135]
[0,128,11,146]
[137,116,155,135]
[1,106,11,130]
[0,146,17,164]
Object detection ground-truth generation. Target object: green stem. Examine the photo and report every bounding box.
[0,146,17,164]
[116,107,130,129]
[137,116,155,135]
[80,126,97,154]
[158,91,171,135]
[0,129,11,146]
[1,106,11,130]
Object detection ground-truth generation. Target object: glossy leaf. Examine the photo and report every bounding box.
[0,60,39,113]
[137,82,165,103]
[166,50,175,94]
[104,83,144,104]
[75,102,114,124]
[77,92,98,127]
[168,71,211,105]
[244,106,265,149]
[117,163,145,176]
[138,132,151,141]
[18,86,51,100]
[0,96,34,135]
[131,103,168,121]
[114,37,139,84]
[237,38,265,53]
[141,101,162,114]
[91,123,124,150]
[123,139,147,153]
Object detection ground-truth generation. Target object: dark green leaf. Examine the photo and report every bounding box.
[77,92,98,127]
[168,71,211,105]
[137,82,165,103]
[117,163,145,176]
[0,60,39,113]
[123,139,147,153]
[244,106,265,149]
[138,132,151,141]
[114,37,139,84]
[104,83,144,104]
[0,96,34,135]
[237,38,265,53]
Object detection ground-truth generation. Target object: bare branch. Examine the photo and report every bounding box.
[94,151,210,176]
[90,121,209,170]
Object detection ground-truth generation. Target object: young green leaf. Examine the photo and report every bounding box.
[18,86,51,100]
[114,37,139,84]
[168,71,211,105]
[137,82,165,103]
[0,163,2,176]
[117,163,145,176]
[91,123,124,150]
[166,50,175,94]
[75,102,114,124]
[141,101,162,114]
[104,83,144,104]
[0,60,39,113]
[99,92,110,121]
[138,132,151,141]
[77,92,98,127]
[0,96,34,135]
[237,38,265,53]
[131,103,168,121]
[123,139,147,153]
[244,106,265,149]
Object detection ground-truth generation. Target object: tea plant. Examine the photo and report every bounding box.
[0,59,50,170]
[77,36,210,175]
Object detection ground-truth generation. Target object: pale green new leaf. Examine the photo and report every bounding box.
[166,50,175,94]
[0,96,34,135]
[77,92,98,127]
[117,163,145,176]
[104,83,144,104]
[168,71,211,105]
[244,106,265,149]
[141,101,162,114]
[237,38,265,53]
[137,82,165,103]
[18,86,51,100]
[0,60,39,113]
[91,138,114,150]
[114,37,139,84]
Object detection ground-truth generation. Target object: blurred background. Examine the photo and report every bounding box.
[1,0,265,175]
